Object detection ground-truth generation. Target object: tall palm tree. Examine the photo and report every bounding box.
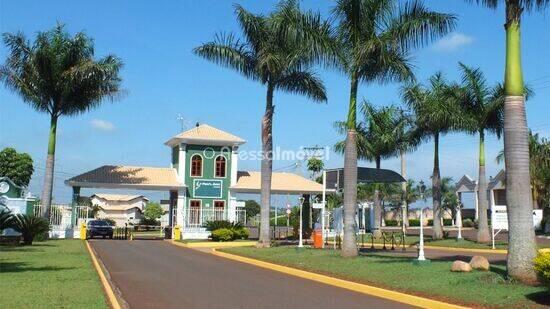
[394,109,419,228]
[456,63,504,243]
[466,0,549,283]
[194,1,329,247]
[402,73,464,239]
[0,24,123,219]
[336,103,406,235]
[330,0,455,257]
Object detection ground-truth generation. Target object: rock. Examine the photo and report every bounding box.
[451,260,472,272]
[470,256,490,271]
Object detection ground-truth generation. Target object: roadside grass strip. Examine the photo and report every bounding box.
[0,240,108,308]
[218,246,548,308]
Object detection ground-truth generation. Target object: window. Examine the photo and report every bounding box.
[189,200,201,226]
[215,156,226,178]
[191,155,202,177]
[214,201,225,221]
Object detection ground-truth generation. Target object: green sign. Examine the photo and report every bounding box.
[193,179,223,198]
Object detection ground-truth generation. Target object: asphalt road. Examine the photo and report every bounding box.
[89,240,414,309]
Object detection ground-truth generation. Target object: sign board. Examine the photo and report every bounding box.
[193,179,223,198]
[312,202,325,209]
[234,201,245,208]
[491,205,508,230]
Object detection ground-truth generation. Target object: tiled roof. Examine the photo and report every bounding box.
[91,193,149,202]
[66,165,183,189]
[165,124,245,146]
[231,171,326,194]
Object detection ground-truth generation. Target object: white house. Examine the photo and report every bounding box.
[90,194,148,226]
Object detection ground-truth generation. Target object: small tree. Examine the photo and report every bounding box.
[244,200,260,219]
[307,157,324,180]
[0,147,33,187]
[143,202,164,221]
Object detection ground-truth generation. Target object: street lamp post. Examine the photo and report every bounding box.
[415,180,429,264]
[298,196,305,248]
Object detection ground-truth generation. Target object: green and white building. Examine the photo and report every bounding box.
[66,124,325,239]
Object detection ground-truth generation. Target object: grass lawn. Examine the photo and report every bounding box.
[222,246,549,307]
[0,240,107,308]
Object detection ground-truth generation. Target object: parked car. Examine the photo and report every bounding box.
[87,220,113,239]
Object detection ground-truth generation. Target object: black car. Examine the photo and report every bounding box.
[87,220,114,239]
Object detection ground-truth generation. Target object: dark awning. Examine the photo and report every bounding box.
[325,167,405,190]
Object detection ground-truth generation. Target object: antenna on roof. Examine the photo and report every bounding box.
[176,114,187,132]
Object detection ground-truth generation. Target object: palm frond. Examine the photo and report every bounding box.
[275,69,327,102]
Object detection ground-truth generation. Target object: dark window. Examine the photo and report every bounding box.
[191,155,202,176]
[215,156,226,177]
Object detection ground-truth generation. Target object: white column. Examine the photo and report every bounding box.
[231,146,238,186]
[176,188,186,228]
[228,194,237,222]
[178,144,186,183]
[321,171,326,248]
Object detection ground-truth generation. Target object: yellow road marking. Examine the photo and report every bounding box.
[211,248,469,309]
[85,241,122,309]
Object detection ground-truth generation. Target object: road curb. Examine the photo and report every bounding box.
[422,245,507,254]
[211,248,468,309]
[169,239,257,248]
[85,240,123,309]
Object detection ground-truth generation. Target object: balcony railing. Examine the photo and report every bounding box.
[185,208,226,228]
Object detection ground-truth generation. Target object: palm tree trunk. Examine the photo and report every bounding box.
[432,133,443,239]
[400,150,408,228]
[477,130,490,243]
[342,73,358,258]
[258,83,274,248]
[40,115,58,219]
[503,15,537,283]
[372,157,382,237]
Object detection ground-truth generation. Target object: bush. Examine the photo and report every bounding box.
[211,228,234,242]
[232,227,249,240]
[204,220,243,231]
[11,214,50,245]
[462,218,474,227]
[140,217,159,226]
[443,219,453,226]
[534,252,550,289]
[384,220,398,227]
[409,219,420,227]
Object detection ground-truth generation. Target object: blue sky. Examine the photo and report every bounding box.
[1,0,549,206]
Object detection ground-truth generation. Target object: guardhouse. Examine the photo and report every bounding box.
[66,123,326,239]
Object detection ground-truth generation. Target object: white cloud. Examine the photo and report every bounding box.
[90,119,115,131]
[432,32,474,52]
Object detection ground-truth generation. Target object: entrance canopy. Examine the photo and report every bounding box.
[325,167,405,191]
[65,165,185,191]
[231,171,330,195]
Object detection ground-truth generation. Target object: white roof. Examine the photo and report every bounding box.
[231,171,329,194]
[165,124,245,147]
[91,194,149,202]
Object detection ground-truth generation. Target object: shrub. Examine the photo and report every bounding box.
[211,228,234,242]
[204,220,243,231]
[233,227,249,240]
[443,219,453,226]
[11,214,50,245]
[140,217,159,226]
[0,208,14,231]
[409,219,420,227]
[534,252,550,289]
[462,218,474,227]
[384,220,398,227]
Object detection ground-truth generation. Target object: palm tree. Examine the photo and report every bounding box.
[330,0,455,257]
[455,63,504,243]
[336,103,407,236]
[402,73,464,239]
[466,0,549,284]
[194,1,329,247]
[0,24,123,219]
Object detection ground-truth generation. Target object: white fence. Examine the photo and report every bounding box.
[186,208,226,228]
[32,204,93,238]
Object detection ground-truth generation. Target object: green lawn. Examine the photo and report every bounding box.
[222,246,549,307]
[0,240,107,308]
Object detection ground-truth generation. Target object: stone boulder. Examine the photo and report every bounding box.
[451,260,472,272]
[469,256,490,271]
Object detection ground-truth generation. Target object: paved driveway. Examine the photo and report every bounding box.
[89,240,413,309]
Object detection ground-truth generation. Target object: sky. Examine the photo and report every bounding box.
[0,0,549,208]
